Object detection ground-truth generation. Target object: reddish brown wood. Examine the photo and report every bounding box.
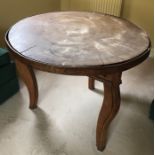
[15,60,38,109]
[96,72,122,151]
[4,12,151,152]
[88,77,95,90]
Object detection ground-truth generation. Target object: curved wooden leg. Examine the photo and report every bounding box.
[88,77,95,90]
[15,60,38,109]
[96,73,122,151]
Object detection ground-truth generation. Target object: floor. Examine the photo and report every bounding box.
[0,58,154,155]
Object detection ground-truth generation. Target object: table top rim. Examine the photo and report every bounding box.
[6,33,151,70]
[6,11,151,71]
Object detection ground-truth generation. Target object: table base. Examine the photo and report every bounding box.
[15,59,122,151]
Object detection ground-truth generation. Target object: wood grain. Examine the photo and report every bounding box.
[7,12,150,68]
[96,73,122,151]
[15,60,38,109]
[5,11,151,152]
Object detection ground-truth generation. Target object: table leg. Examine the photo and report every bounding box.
[15,60,38,109]
[96,73,122,151]
[88,77,95,90]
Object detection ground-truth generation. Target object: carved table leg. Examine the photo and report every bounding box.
[15,60,38,109]
[88,77,95,90]
[96,72,122,151]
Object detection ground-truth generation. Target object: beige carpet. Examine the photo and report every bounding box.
[0,58,153,155]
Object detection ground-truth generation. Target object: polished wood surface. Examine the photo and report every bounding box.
[95,73,122,150]
[88,77,95,90]
[5,12,151,151]
[15,60,38,109]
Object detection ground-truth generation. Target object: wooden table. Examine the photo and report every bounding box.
[5,12,151,151]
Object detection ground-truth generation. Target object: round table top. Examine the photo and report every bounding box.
[7,12,150,68]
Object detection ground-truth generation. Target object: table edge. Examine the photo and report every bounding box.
[5,14,151,76]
